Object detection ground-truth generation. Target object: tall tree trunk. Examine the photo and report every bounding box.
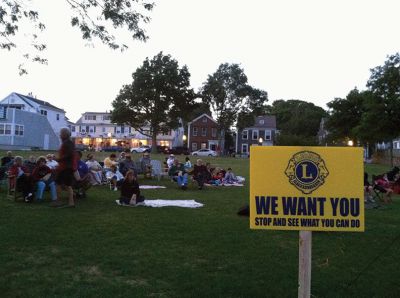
[390,140,394,167]
[151,132,158,154]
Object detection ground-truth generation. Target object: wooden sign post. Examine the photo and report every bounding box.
[250,146,364,297]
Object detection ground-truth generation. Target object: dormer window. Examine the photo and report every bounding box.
[40,110,47,116]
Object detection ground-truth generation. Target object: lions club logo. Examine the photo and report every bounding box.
[285,151,329,194]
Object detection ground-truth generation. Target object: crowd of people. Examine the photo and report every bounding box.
[0,128,244,207]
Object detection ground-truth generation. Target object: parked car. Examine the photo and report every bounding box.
[131,145,151,153]
[191,148,218,157]
[101,146,124,152]
[165,146,190,155]
[75,144,90,151]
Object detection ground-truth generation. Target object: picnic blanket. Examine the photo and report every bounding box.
[139,185,167,189]
[116,199,203,208]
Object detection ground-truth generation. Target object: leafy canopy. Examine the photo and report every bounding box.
[0,0,154,74]
[268,99,327,146]
[111,52,195,152]
[201,63,268,132]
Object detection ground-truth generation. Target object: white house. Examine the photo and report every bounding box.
[0,92,68,136]
[70,112,184,150]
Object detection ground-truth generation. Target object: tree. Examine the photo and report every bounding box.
[111,52,195,153]
[201,63,268,145]
[0,0,154,74]
[356,53,400,165]
[325,88,369,145]
[268,99,327,146]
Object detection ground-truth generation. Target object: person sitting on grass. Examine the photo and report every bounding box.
[46,154,59,170]
[103,153,118,171]
[1,151,14,167]
[191,159,208,190]
[168,158,189,190]
[119,154,137,177]
[140,152,152,178]
[86,153,104,185]
[23,155,37,173]
[374,174,393,204]
[184,156,192,171]
[119,170,144,206]
[210,167,225,186]
[223,167,238,184]
[106,164,124,191]
[73,151,91,199]
[9,156,34,202]
[364,172,374,203]
[31,156,57,202]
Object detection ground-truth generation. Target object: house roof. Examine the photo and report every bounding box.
[239,115,277,131]
[253,115,276,128]
[13,92,65,112]
[189,113,218,124]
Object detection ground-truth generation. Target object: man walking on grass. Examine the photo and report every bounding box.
[51,127,76,208]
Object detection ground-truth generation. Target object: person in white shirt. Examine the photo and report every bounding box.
[106,165,124,191]
[46,154,59,170]
[167,154,175,169]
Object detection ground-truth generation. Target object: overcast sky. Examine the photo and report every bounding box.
[0,0,399,122]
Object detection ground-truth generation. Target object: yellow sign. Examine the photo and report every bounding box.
[250,146,364,232]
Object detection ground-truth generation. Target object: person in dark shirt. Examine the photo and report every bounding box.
[74,150,91,198]
[53,128,76,207]
[32,156,57,202]
[119,170,144,206]
[168,158,189,190]
[1,151,13,167]
[191,159,209,190]
[9,156,34,202]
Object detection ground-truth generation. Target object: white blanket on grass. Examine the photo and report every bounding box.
[204,183,244,187]
[116,199,203,208]
[139,185,167,189]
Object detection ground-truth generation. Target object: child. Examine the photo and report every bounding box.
[223,167,238,184]
[119,170,145,205]
[184,156,192,170]
[106,164,124,191]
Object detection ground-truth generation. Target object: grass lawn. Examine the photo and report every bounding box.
[1,152,399,297]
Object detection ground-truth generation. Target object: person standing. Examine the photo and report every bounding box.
[52,128,76,207]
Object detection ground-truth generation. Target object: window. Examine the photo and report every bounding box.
[242,144,248,154]
[5,124,11,135]
[252,130,259,140]
[56,114,60,120]
[193,127,198,136]
[265,130,271,141]
[15,125,24,136]
[202,117,207,123]
[0,106,6,119]
[201,143,207,149]
[0,124,12,135]
[242,130,248,140]
[202,127,207,136]
[71,126,76,132]
[192,142,198,151]
[103,115,111,121]
[259,119,265,125]
[40,110,47,116]
[84,115,96,120]
[211,128,217,138]
[394,141,400,149]
[102,127,106,133]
